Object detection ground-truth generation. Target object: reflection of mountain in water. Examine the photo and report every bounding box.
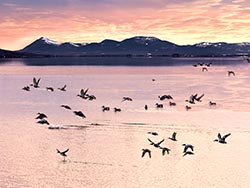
[0,57,245,66]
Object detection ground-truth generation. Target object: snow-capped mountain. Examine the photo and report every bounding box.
[17,36,250,56]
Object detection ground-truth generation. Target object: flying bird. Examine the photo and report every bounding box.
[102,106,110,112]
[114,107,121,112]
[30,77,41,88]
[169,101,176,106]
[46,87,54,92]
[61,105,72,110]
[159,147,171,156]
[58,84,67,91]
[168,132,177,141]
[147,131,158,136]
[158,95,173,101]
[56,148,69,161]
[209,101,216,106]
[73,111,86,118]
[182,144,194,153]
[141,149,151,158]
[22,86,30,92]
[214,133,231,144]
[185,105,192,111]
[122,97,133,102]
[194,93,204,102]
[228,71,235,76]
[77,88,89,99]
[155,103,163,108]
[202,67,208,72]
[148,138,165,148]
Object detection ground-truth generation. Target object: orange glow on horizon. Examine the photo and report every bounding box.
[0,0,250,50]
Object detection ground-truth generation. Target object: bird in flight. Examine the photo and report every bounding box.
[73,111,86,118]
[22,86,30,92]
[30,77,41,88]
[228,71,235,76]
[122,97,133,102]
[61,105,72,110]
[182,144,194,153]
[148,138,165,148]
[141,149,151,158]
[159,147,171,156]
[56,148,69,161]
[58,84,67,91]
[168,132,177,141]
[214,133,231,144]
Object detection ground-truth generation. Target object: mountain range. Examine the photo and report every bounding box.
[1,36,250,58]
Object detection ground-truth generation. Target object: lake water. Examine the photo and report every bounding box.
[0,57,250,188]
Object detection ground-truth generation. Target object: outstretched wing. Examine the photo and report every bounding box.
[83,88,89,95]
[62,84,67,90]
[62,148,69,154]
[196,93,204,101]
[156,139,165,146]
[141,150,146,158]
[147,138,154,145]
[33,77,36,84]
[172,132,177,139]
[218,133,222,140]
[222,133,231,140]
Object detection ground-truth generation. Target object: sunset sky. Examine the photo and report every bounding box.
[1,0,250,50]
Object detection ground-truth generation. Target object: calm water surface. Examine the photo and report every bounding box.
[0,57,250,188]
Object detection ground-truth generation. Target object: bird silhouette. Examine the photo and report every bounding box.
[77,88,89,99]
[22,86,30,92]
[102,106,110,112]
[186,94,196,104]
[58,84,67,91]
[144,105,148,110]
[182,144,194,153]
[148,138,165,148]
[155,103,163,108]
[30,77,41,88]
[57,148,69,161]
[169,101,176,106]
[61,105,72,110]
[168,132,177,141]
[147,131,158,136]
[158,95,173,101]
[141,149,151,158]
[159,147,171,156]
[73,111,86,118]
[202,67,208,72]
[194,93,204,102]
[122,97,133,102]
[185,105,192,111]
[209,101,216,106]
[114,107,121,112]
[214,133,231,144]
[228,71,235,76]
[46,87,54,92]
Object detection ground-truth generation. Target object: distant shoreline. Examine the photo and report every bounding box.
[0,53,248,59]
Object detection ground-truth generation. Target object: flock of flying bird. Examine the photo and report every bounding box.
[21,59,244,161]
[141,131,231,158]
